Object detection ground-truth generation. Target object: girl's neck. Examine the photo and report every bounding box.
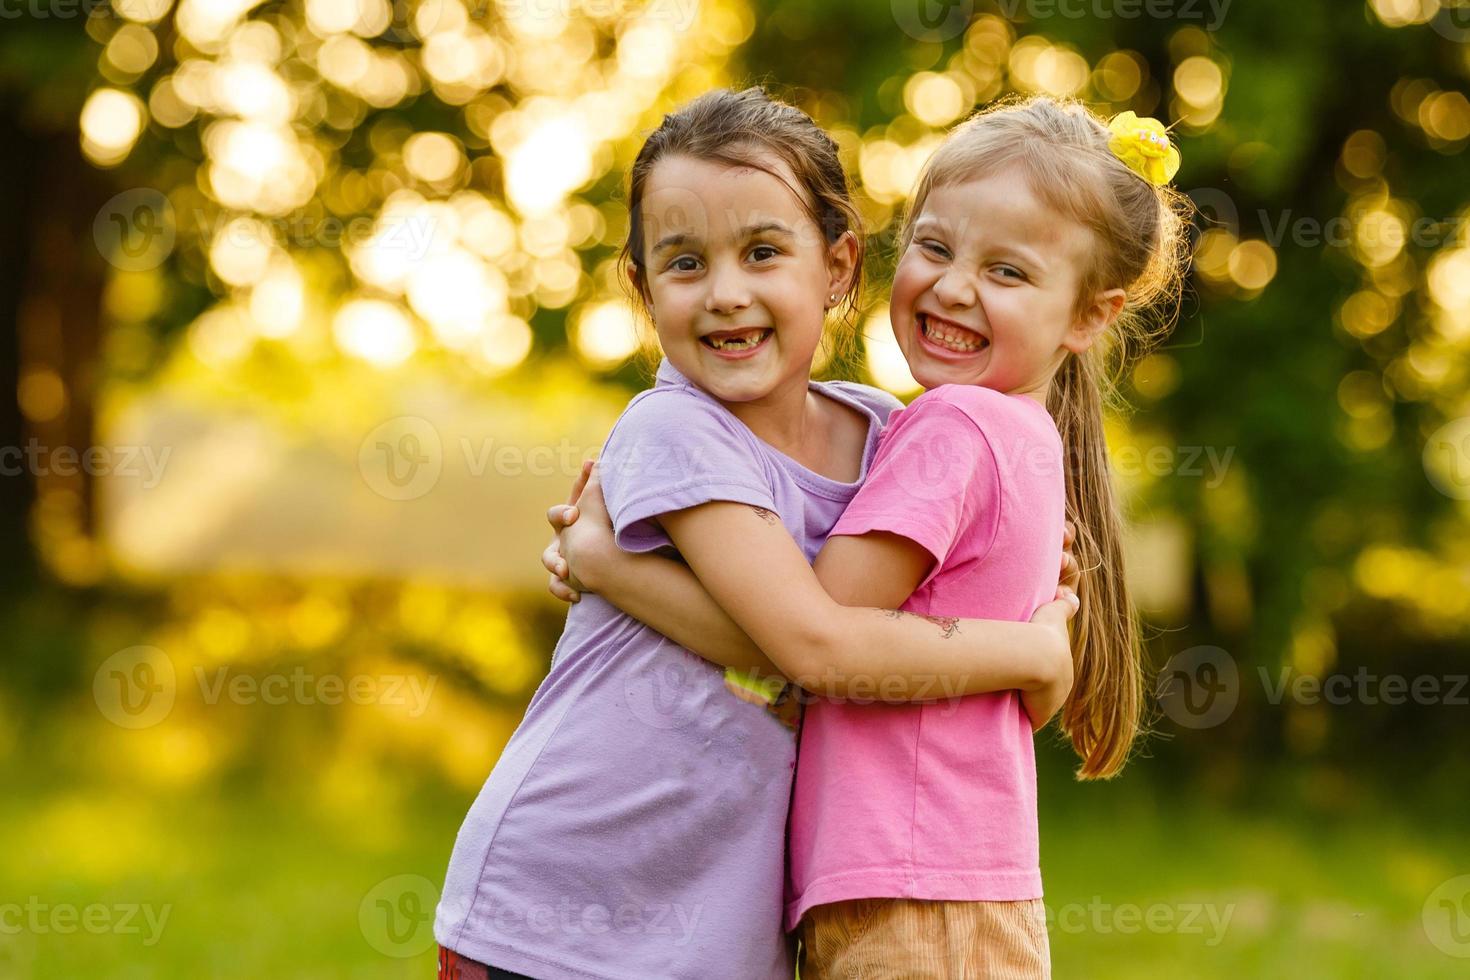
[936,377,1052,407]
[1005,364,1060,407]
[718,372,819,460]
[1011,382,1052,407]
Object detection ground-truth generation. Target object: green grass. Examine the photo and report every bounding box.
[0,776,454,979]
[3,763,1466,979]
[0,644,1464,980]
[1040,795,1470,978]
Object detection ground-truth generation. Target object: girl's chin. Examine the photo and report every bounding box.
[913,361,984,388]
[671,335,823,395]
[697,359,816,403]
[682,353,778,390]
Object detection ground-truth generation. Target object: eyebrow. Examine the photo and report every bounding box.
[650,220,796,256]
[650,232,694,254]
[912,218,1048,270]
[738,220,795,239]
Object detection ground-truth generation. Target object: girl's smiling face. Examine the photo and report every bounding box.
[636,152,856,405]
[890,169,1121,400]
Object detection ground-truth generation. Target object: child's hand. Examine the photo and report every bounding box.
[1060,519,1081,596]
[542,459,595,603]
[1017,519,1084,731]
[561,464,615,590]
[1022,584,1079,733]
[542,461,618,604]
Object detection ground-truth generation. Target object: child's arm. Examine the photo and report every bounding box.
[553,467,1072,702]
[813,530,1075,730]
[658,499,1068,701]
[552,480,785,680]
[542,464,797,682]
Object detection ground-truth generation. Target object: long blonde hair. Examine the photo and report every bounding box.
[900,95,1193,779]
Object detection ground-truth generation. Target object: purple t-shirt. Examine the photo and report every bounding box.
[435,358,901,980]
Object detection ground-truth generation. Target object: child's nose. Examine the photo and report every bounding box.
[933,268,978,309]
[704,265,752,314]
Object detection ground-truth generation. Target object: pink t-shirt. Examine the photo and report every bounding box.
[785,383,1066,930]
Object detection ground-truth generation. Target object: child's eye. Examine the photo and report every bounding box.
[995,265,1027,281]
[919,240,951,259]
[668,256,702,273]
[748,244,779,262]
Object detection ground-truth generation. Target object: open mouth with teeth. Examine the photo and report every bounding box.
[918,313,990,354]
[700,328,773,354]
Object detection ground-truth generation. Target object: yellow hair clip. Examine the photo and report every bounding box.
[1106,111,1181,186]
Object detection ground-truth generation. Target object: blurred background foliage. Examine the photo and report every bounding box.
[2,0,1469,975]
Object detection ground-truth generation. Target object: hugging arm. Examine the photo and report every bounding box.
[812,530,1077,729]
[553,468,1070,701]
[656,501,1067,699]
[546,464,783,680]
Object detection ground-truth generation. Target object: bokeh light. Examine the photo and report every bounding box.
[80,88,146,167]
[29,7,1470,976]
[862,306,921,396]
[333,297,417,366]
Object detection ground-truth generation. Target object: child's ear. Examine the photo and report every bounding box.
[825,230,860,307]
[627,261,649,303]
[1065,288,1126,354]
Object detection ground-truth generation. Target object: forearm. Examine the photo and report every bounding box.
[654,501,1063,704]
[581,548,784,678]
[775,605,1059,700]
[800,533,1054,700]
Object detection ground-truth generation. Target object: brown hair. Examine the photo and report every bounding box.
[900,95,1193,780]
[619,87,864,371]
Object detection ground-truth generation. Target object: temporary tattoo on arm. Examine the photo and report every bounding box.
[928,615,961,640]
[881,609,961,639]
[751,506,778,525]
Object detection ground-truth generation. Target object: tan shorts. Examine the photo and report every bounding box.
[798,897,1051,980]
